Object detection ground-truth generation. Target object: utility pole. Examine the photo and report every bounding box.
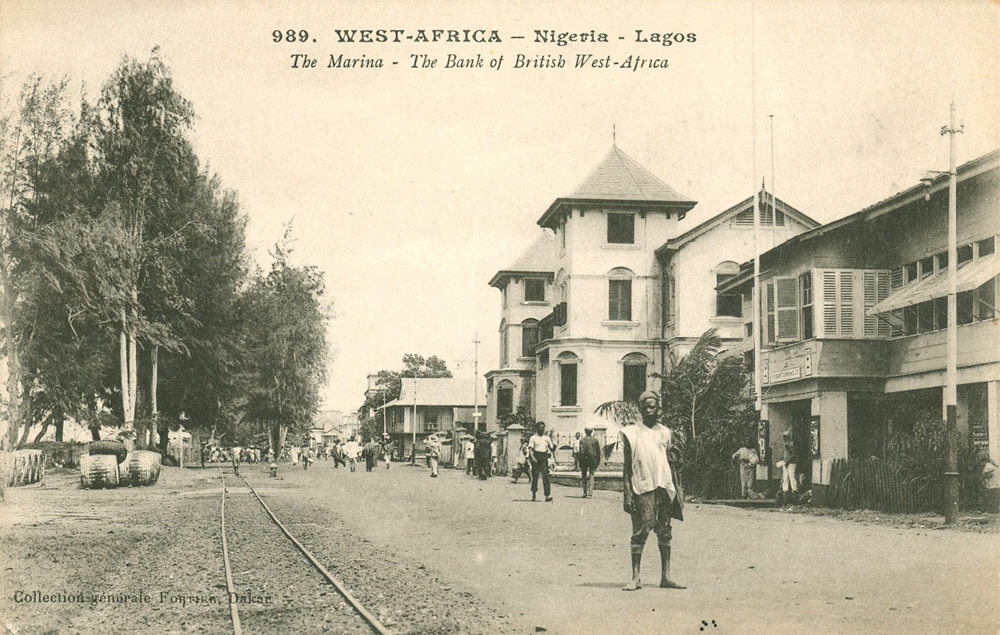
[411,379,417,465]
[473,332,481,432]
[942,101,963,524]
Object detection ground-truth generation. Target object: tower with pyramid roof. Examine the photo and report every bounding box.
[483,145,818,448]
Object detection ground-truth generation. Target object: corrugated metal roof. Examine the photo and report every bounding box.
[381,377,486,409]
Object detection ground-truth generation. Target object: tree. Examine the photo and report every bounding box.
[241,229,329,454]
[91,48,198,445]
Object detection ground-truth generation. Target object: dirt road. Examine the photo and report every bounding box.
[1,461,997,634]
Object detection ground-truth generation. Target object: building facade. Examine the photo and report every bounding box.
[721,149,1000,491]
[484,146,817,445]
[380,377,486,459]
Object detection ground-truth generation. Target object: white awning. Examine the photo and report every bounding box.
[868,254,999,315]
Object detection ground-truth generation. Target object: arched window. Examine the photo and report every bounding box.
[621,353,650,403]
[521,319,540,357]
[555,269,569,326]
[499,319,508,367]
[715,261,742,318]
[497,380,515,418]
[608,267,635,321]
[556,352,580,406]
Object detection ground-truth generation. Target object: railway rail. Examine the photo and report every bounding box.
[219,468,393,635]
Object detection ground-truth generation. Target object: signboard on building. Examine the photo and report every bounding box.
[770,366,802,384]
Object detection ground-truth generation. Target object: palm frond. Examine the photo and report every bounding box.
[594,400,640,427]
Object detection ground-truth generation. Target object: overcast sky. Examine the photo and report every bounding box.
[3,0,998,413]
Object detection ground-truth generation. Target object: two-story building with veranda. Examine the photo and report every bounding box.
[380,377,486,460]
[484,145,818,444]
[720,149,1000,491]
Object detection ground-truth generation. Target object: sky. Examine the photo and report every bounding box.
[2,0,998,414]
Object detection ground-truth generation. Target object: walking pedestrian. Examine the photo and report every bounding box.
[343,436,360,472]
[731,446,760,499]
[302,446,313,470]
[426,434,441,477]
[578,426,602,498]
[620,390,684,591]
[528,421,556,502]
[364,438,379,472]
[510,436,532,484]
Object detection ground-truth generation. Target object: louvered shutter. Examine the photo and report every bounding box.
[876,271,891,337]
[839,271,854,337]
[822,270,838,336]
[863,271,878,338]
[765,282,776,344]
[889,267,904,337]
[775,277,799,342]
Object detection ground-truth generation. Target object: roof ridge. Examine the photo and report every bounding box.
[613,146,650,198]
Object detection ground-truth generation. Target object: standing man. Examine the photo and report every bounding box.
[528,421,556,502]
[475,432,492,480]
[425,434,441,478]
[578,426,602,498]
[731,446,760,499]
[463,436,476,475]
[621,391,685,591]
[780,430,799,501]
[572,431,582,471]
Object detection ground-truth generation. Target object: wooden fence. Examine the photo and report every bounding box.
[819,458,939,513]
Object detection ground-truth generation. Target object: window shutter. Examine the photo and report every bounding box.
[822,270,838,336]
[877,271,891,338]
[775,277,798,342]
[765,282,776,344]
[839,271,854,337]
[863,271,878,338]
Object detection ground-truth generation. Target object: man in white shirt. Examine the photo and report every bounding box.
[463,437,475,474]
[343,436,361,472]
[621,391,685,591]
[528,422,557,502]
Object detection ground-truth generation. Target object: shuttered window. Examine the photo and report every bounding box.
[765,282,776,345]
[822,271,838,336]
[863,271,890,338]
[609,279,632,321]
[889,268,904,337]
[775,277,799,342]
[839,271,854,336]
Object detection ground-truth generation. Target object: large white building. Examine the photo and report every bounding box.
[485,145,818,445]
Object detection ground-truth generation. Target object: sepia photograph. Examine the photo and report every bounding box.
[0,1,998,633]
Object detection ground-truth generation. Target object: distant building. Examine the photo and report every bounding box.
[380,377,485,459]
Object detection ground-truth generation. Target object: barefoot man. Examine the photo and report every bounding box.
[621,390,685,591]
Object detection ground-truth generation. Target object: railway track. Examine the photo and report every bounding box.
[219,468,393,635]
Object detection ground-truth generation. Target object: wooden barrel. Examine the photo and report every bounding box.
[124,451,161,486]
[79,454,120,489]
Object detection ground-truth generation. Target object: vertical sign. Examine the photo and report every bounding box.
[810,415,821,458]
[758,419,770,462]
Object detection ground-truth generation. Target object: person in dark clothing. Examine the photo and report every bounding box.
[578,426,602,498]
[363,439,379,472]
[474,432,492,480]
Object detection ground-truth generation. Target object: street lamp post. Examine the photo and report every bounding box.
[924,103,964,524]
[942,102,963,525]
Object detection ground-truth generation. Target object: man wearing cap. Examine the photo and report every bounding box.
[578,427,602,498]
[425,434,441,478]
[621,390,685,591]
